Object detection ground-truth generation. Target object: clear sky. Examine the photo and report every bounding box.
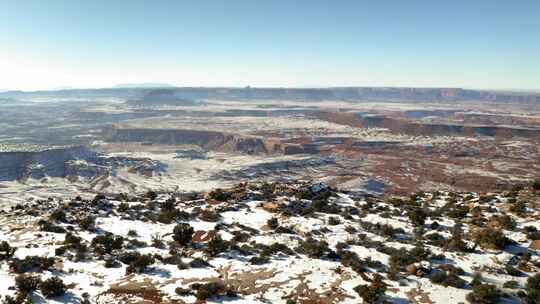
[1,0,539,91]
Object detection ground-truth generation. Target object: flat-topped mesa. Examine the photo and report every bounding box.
[104,126,291,155]
[0,146,100,181]
[315,111,540,140]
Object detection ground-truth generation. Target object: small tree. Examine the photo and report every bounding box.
[354,274,386,303]
[526,274,540,303]
[172,223,194,246]
[408,208,427,226]
[39,277,67,298]
[466,283,499,304]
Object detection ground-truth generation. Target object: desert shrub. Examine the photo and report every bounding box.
[151,234,165,248]
[50,209,67,222]
[55,246,67,256]
[64,232,82,248]
[37,220,66,233]
[328,216,341,226]
[39,277,66,298]
[125,254,154,274]
[260,242,294,257]
[503,280,519,289]
[161,198,176,211]
[0,241,16,260]
[466,283,499,304]
[10,256,55,273]
[339,250,367,273]
[489,214,516,230]
[199,209,221,222]
[231,231,251,243]
[525,274,540,302]
[1,293,29,304]
[354,274,386,303]
[505,265,522,276]
[509,200,527,215]
[78,215,96,231]
[430,271,467,289]
[15,274,41,294]
[104,258,120,268]
[172,223,194,246]
[425,232,446,247]
[91,232,124,253]
[410,243,429,261]
[408,208,427,226]
[295,238,330,258]
[445,223,471,252]
[205,234,229,257]
[117,202,130,212]
[389,248,417,270]
[193,281,228,300]
[189,257,211,268]
[275,226,296,234]
[473,229,510,250]
[267,217,279,229]
[207,189,230,202]
[175,287,193,296]
[145,191,158,200]
[532,180,540,191]
[118,251,142,264]
[156,209,187,224]
[447,205,469,219]
[127,230,138,237]
[249,255,269,265]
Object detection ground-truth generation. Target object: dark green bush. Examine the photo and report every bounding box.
[39,277,66,298]
[466,283,499,304]
[193,281,227,300]
[295,238,330,258]
[91,232,124,253]
[267,217,279,229]
[125,254,154,274]
[473,229,510,250]
[328,216,341,226]
[0,241,16,260]
[37,220,66,233]
[172,223,194,246]
[78,215,96,231]
[15,274,41,294]
[10,256,55,273]
[199,209,221,222]
[50,209,67,222]
[205,234,229,257]
[532,180,540,191]
[430,271,467,289]
[408,208,427,226]
[354,274,386,303]
[525,274,540,302]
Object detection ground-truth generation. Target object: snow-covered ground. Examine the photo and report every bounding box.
[0,181,538,303]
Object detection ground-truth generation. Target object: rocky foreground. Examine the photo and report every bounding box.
[0,181,539,304]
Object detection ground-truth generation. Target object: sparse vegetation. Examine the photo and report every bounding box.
[172,223,194,246]
[39,277,67,298]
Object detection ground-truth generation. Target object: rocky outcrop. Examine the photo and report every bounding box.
[0,146,165,182]
[315,111,540,140]
[105,126,296,155]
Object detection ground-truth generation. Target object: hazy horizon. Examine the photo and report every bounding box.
[1,0,539,91]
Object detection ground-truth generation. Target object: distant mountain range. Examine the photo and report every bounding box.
[1,86,539,103]
[113,83,175,88]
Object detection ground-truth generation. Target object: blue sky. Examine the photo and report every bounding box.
[1,0,539,91]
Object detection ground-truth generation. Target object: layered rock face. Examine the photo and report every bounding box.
[0,146,100,181]
[315,111,540,140]
[105,127,293,155]
[0,146,165,182]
